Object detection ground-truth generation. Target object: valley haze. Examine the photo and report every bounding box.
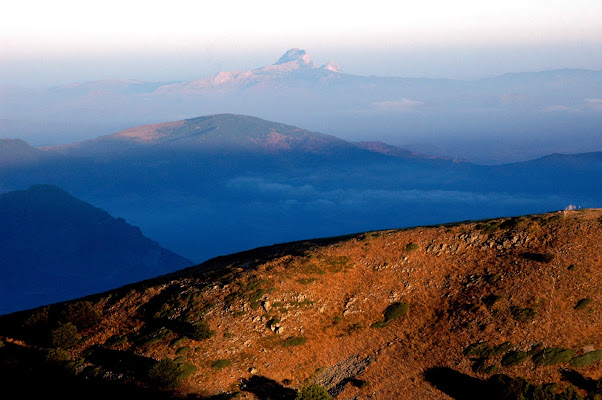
[1,113,600,269]
[1,49,600,164]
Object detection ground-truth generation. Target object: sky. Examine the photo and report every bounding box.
[1,0,601,86]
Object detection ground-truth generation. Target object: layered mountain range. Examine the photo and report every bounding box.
[1,113,601,264]
[2,49,600,163]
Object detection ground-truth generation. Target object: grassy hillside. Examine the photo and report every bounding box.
[1,209,601,399]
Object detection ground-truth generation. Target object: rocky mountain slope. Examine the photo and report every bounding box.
[1,209,600,399]
[46,113,407,159]
[0,185,192,314]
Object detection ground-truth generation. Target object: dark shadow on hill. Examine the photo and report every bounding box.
[85,346,156,377]
[240,375,297,400]
[0,342,228,400]
[424,367,488,400]
[425,367,602,400]
[560,369,602,394]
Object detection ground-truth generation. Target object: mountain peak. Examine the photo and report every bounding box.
[320,61,342,73]
[274,48,313,66]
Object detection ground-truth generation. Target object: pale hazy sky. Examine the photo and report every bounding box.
[1,0,601,85]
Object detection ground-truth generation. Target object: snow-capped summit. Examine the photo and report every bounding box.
[320,61,342,73]
[274,48,314,66]
[153,49,342,93]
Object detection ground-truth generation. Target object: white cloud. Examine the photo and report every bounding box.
[542,105,575,113]
[373,98,424,111]
[585,98,602,111]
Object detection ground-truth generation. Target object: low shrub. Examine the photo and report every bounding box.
[349,379,370,389]
[521,252,555,263]
[569,350,602,367]
[188,319,214,340]
[281,336,307,347]
[464,342,494,358]
[104,334,128,347]
[370,321,388,328]
[483,294,502,307]
[405,243,419,252]
[211,359,232,370]
[296,384,333,400]
[484,273,501,284]
[532,348,575,366]
[61,301,101,330]
[139,327,172,346]
[383,302,409,322]
[50,322,81,349]
[148,358,181,388]
[492,342,513,356]
[574,298,593,311]
[472,359,498,374]
[510,306,536,322]
[501,351,528,367]
[178,363,198,379]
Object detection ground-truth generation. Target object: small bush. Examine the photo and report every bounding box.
[501,351,528,367]
[499,218,523,230]
[464,342,494,358]
[211,359,232,370]
[570,350,602,367]
[281,336,307,347]
[297,278,317,285]
[492,342,513,356]
[349,379,370,389]
[472,359,498,374]
[188,319,214,340]
[178,363,198,379]
[296,384,333,400]
[370,321,388,329]
[61,301,101,330]
[510,306,537,322]
[484,273,501,284]
[148,358,181,388]
[176,346,190,355]
[104,334,128,347]
[532,348,575,366]
[405,243,419,252]
[44,347,71,364]
[521,252,555,263]
[50,322,81,349]
[383,302,409,322]
[170,337,187,348]
[140,327,172,346]
[574,298,593,311]
[483,294,503,307]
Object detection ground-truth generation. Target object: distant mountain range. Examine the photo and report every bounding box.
[1,113,600,265]
[0,185,191,314]
[1,49,600,163]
